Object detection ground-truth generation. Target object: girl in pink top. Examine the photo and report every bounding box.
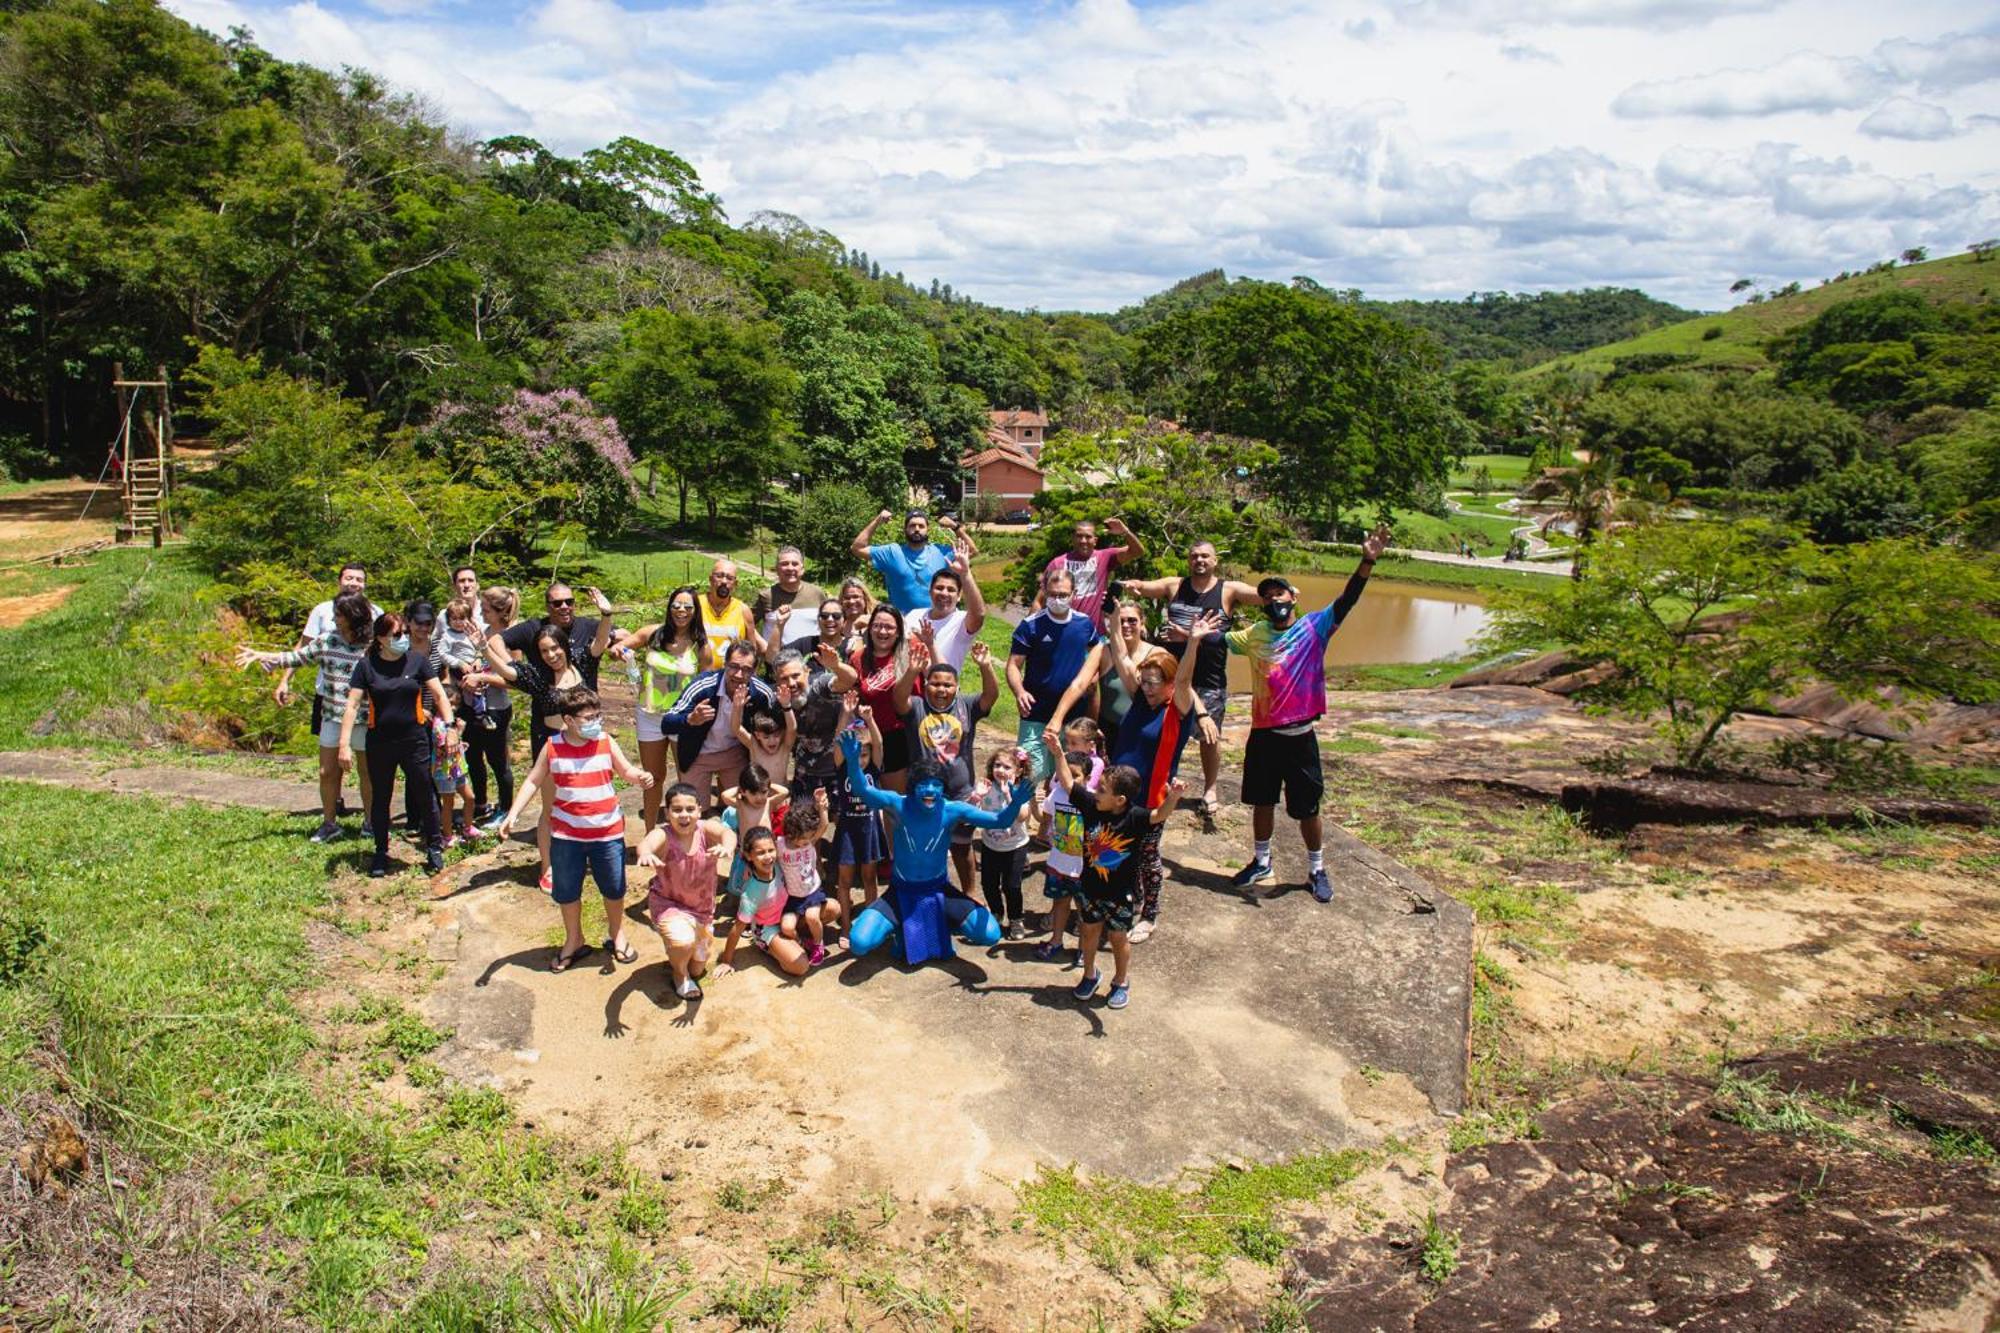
[636,782,736,1000]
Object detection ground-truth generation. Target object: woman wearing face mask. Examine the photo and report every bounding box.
[611,585,707,832]
[849,605,911,795]
[339,611,456,878]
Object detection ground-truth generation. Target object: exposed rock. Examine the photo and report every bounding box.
[1446,650,1589,690]
[1284,1037,2000,1332]
[1559,773,1992,832]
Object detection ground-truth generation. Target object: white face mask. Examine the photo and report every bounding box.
[1044,594,1073,619]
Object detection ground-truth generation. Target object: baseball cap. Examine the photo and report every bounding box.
[1256,576,1294,599]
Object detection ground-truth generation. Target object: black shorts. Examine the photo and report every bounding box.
[1077,889,1137,934]
[311,694,323,733]
[878,728,910,775]
[1196,687,1227,731]
[1241,728,1323,820]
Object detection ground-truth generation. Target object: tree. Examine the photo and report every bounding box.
[1900,247,1929,265]
[1010,414,1289,602]
[591,309,795,531]
[1971,239,1998,263]
[1133,284,1470,533]
[1729,278,1755,294]
[1789,459,1924,544]
[1481,521,2000,768]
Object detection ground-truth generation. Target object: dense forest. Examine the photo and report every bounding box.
[0,0,1993,598]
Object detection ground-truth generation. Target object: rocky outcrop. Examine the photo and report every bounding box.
[1282,1035,2000,1332]
[1558,772,1992,831]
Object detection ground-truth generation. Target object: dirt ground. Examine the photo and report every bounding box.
[0,585,75,627]
[0,478,119,561]
[5,673,1995,1328]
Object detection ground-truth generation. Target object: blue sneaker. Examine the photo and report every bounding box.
[1072,971,1102,1001]
[1106,982,1130,1010]
[1309,868,1333,903]
[1230,860,1273,888]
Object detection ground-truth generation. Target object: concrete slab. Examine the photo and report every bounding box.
[1,742,1475,1190]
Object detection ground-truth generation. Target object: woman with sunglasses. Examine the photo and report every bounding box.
[849,605,911,796]
[611,585,707,833]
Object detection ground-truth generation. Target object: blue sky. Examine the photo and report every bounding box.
[164,0,2000,312]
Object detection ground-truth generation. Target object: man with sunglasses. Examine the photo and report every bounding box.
[486,581,614,692]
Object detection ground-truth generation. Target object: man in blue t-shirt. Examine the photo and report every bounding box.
[1007,566,1098,783]
[852,508,960,614]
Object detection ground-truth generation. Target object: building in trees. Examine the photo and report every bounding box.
[959,409,1050,512]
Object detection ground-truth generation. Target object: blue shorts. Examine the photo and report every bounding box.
[833,810,886,867]
[785,891,828,915]
[550,837,626,906]
[1043,870,1079,902]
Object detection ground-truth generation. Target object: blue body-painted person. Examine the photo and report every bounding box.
[841,730,1036,964]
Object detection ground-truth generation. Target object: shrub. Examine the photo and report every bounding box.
[790,480,880,582]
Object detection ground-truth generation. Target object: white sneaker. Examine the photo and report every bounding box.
[1129,919,1156,944]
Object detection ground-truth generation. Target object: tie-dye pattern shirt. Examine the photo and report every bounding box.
[1223,571,1370,730]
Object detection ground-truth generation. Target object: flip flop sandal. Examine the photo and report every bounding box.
[605,938,639,965]
[550,944,591,973]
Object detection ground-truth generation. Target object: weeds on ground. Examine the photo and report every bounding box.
[1018,1150,1372,1273]
[1258,1285,1320,1332]
[1711,1069,1886,1155]
[707,1274,798,1329]
[1416,1209,1461,1285]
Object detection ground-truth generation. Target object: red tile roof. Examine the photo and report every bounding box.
[989,408,1048,430]
[961,442,1043,474]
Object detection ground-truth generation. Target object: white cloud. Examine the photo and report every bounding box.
[159,0,2000,311]
[1614,51,1888,117]
[1859,95,1957,140]
[1873,31,2000,91]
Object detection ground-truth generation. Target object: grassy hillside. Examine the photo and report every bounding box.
[1523,250,2000,379]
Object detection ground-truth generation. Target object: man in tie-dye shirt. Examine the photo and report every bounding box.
[1223,523,1392,904]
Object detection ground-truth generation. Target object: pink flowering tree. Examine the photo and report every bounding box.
[428,388,637,556]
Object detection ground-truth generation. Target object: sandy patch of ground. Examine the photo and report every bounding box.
[0,480,118,559]
[0,586,75,627]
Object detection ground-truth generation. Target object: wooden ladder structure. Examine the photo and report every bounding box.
[113,363,173,547]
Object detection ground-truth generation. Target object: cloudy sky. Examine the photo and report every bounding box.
[162,0,1999,313]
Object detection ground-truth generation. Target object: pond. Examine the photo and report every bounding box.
[978,565,1493,681]
[1227,574,1491,688]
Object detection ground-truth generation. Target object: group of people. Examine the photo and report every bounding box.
[242,508,1394,1013]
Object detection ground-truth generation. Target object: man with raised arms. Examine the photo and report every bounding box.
[1112,539,1260,815]
[1224,524,1393,904]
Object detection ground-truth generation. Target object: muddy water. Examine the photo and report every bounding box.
[982,563,1491,678]
[1229,574,1490,685]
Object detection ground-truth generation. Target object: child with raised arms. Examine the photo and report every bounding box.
[777,789,839,965]
[1048,748,1181,1011]
[1032,716,1105,963]
[830,694,887,923]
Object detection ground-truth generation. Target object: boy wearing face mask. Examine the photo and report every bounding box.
[499,687,656,972]
[1222,524,1392,903]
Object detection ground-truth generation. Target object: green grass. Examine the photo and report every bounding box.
[1448,453,1534,489]
[1293,545,1562,591]
[1524,249,2000,380]
[1385,505,1523,555]
[0,780,703,1327]
[0,548,206,751]
[1018,1149,1372,1272]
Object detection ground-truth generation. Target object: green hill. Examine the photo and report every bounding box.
[1523,250,2000,379]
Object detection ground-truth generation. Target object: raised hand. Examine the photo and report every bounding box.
[840,729,863,763]
[689,700,717,727]
[1011,776,1037,805]
[1041,723,1061,754]
[1164,778,1187,807]
[588,586,613,614]
[969,640,991,667]
[1183,610,1224,643]
[1104,516,1131,537]
[1361,523,1393,563]
[730,683,749,710]
[234,646,265,671]
[816,641,842,671]
[637,844,663,869]
[774,603,792,628]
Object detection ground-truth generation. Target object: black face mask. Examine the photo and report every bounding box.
[1267,602,1296,629]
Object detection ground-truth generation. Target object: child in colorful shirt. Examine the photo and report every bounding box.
[716,828,809,978]
[777,790,838,965]
[1033,716,1106,962]
[1048,750,1182,1012]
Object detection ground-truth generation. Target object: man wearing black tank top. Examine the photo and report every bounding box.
[1113,539,1259,815]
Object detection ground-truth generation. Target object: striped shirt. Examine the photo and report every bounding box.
[546,736,625,842]
[276,632,368,707]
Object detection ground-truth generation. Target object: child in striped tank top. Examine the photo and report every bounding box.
[500,687,655,973]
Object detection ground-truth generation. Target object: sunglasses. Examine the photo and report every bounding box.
[411,618,437,629]
[548,598,574,608]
